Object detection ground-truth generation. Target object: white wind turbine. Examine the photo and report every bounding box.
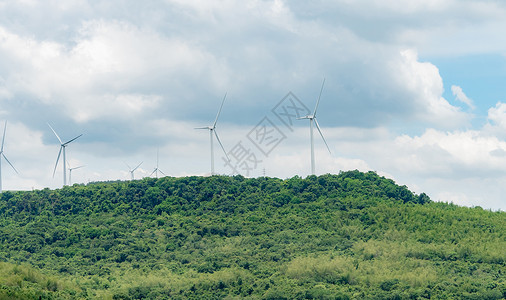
[149,149,166,178]
[126,162,143,180]
[48,123,82,187]
[195,93,230,175]
[67,162,85,186]
[298,79,332,175]
[0,121,19,193]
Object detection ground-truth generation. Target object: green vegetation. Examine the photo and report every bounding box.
[0,170,504,299]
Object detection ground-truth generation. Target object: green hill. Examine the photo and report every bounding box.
[0,171,504,299]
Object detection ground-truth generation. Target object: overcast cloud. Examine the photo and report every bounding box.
[0,0,505,210]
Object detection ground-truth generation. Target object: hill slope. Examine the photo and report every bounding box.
[0,171,504,299]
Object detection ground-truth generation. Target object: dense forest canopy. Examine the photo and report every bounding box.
[0,171,504,299]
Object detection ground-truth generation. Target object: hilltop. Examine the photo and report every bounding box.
[0,171,504,299]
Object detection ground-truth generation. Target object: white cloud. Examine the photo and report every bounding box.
[395,129,506,174]
[393,49,470,128]
[357,0,452,14]
[451,85,475,109]
[389,128,506,210]
[487,102,506,129]
[483,102,506,140]
[73,94,162,123]
[1,3,473,131]
[426,177,506,211]
[0,21,227,123]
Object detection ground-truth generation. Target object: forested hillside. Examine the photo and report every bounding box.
[0,171,504,299]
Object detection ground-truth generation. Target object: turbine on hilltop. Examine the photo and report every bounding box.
[195,93,230,175]
[48,123,82,187]
[150,149,166,178]
[0,121,19,193]
[298,79,332,175]
[67,162,84,186]
[126,162,143,180]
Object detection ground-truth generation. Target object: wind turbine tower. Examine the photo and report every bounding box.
[195,93,230,175]
[126,162,143,180]
[298,79,332,175]
[0,121,18,193]
[68,162,84,186]
[150,149,166,178]
[48,123,82,187]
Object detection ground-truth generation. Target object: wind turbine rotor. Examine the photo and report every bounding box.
[150,149,166,178]
[213,93,227,129]
[314,118,331,154]
[156,148,159,166]
[47,123,63,144]
[48,123,82,186]
[0,121,17,174]
[1,121,6,153]
[214,129,230,162]
[63,134,83,146]
[313,78,325,117]
[0,121,19,193]
[132,162,143,172]
[53,147,63,178]
[2,153,18,174]
[127,162,143,180]
[68,165,84,185]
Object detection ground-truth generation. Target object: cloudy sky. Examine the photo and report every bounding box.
[0,0,505,210]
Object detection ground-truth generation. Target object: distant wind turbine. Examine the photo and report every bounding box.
[48,123,82,187]
[195,93,230,175]
[298,79,332,175]
[0,121,18,193]
[67,162,84,186]
[126,162,143,180]
[149,149,166,178]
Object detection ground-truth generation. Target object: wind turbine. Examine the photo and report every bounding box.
[195,93,230,175]
[298,79,332,175]
[149,149,166,178]
[67,162,85,186]
[0,121,18,193]
[126,162,143,180]
[48,123,82,186]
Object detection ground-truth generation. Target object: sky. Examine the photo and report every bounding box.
[0,0,505,211]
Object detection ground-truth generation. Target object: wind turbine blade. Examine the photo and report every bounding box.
[63,134,83,146]
[53,147,63,177]
[72,165,85,170]
[149,169,157,177]
[213,93,227,128]
[158,169,166,176]
[1,121,6,152]
[133,162,143,172]
[314,118,332,154]
[125,162,132,170]
[195,126,210,130]
[313,78,326,117]
[214,130,230,161]
[47,123,63,144]
[2,153,19,174]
